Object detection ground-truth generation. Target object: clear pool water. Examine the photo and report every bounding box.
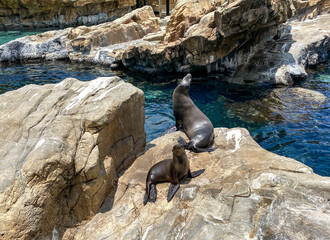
[0,32,329,176]
[0,29,53,45]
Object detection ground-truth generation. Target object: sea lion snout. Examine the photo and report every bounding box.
[179,73,192,87]
[172,144,185,153]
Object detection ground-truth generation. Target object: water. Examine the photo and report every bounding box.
[0,29,52,45]
[0,35,329,176]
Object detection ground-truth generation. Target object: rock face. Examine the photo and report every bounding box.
[0,0,136,29]
[122,0,330,85]
[68,128,330,240]
[0,2,329,85]
[0,6,161,64]
[0,76,146,239]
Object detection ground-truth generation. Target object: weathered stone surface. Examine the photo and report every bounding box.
[121,0,330,85]
[0,28,70,62]
[0,2,329,85]
[69,128,330,240]
[0,0,136,29]
[0,76,146,239]
[0,6,161,66]
[68,6,161,63]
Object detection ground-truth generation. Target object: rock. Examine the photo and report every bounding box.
[120,0,329,85]
[0,6,161,66]
[227,87,327,123]
[0,29,71,62]
[0,76,146,239]
[68,6,161,63]
[0,0,136,29]
[69,128,330,240]
[0,2,329,85]
[164,0,217,42]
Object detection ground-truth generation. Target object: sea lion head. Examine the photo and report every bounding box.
[177,73,192,94]
[172,144,186,164]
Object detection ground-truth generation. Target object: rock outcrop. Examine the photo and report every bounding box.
[121,0,330,85]
[0,76,146,239]
[0,6,161,64]
[66,128,330,240]
[0,1,329,85]
[0,0,136,29]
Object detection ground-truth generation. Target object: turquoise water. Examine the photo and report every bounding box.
[0,29,52,45]
[0,33,329,176]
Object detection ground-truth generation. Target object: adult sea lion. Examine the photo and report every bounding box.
[143,144,205,205]
[173,73,215,152]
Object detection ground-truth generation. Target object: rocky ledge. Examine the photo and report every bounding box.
[66,128,330,240]
[0,1,329,85]
[0,0,136,29]
[0,77,145,239]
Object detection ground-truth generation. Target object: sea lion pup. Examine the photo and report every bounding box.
[143,144,205,205]
[173,73,215,153]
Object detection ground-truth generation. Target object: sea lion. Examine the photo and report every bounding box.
[143,144,205,205]
[173,73,215,152]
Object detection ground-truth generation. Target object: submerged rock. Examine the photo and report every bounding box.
[228,87,327,123]
[67,128,330,240]
[0,76,146,239]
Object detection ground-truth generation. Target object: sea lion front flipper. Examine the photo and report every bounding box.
[167,183,180,202]
[189,169,205,178]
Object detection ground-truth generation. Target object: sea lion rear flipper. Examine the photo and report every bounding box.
[144,184,157,205]
[178,136,188,147]
[143,193,149,205]
[167,183,180,202]
[149,184,157,203]
[189,169,205,178]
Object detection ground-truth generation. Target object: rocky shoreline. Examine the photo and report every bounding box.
[0,1,329,86]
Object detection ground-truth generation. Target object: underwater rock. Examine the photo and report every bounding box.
[228,87,327,123]
[0,76,145,239]
[68,128,330,240]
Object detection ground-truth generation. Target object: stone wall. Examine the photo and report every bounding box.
[0,76,146,239]
[0,0,136,29]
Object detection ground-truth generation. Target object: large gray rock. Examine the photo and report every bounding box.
[68,128,330,240]
[0,76,146,239]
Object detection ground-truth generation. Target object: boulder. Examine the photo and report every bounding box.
[0,76,146,239]
[68,128,330,240]
[0,28,71,62]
